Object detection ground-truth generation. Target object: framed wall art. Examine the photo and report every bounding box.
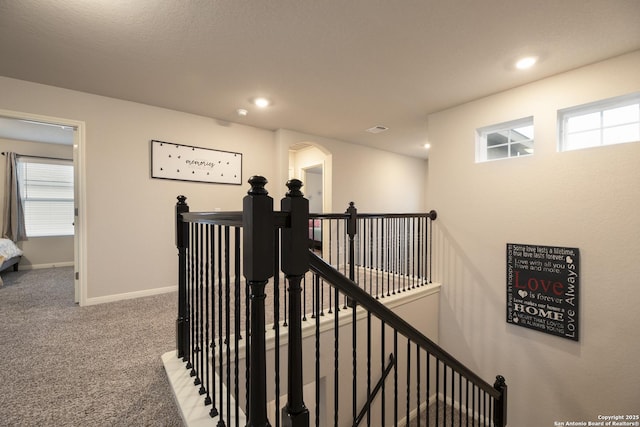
[151,139,242,185]
[506,243,580,341]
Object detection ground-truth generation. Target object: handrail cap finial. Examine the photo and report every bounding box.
[285,179,304,197]
[248,175,268,196]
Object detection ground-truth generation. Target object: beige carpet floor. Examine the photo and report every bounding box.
[0,267,182,427]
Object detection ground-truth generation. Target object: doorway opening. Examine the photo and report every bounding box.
[303,165,323,213]
[288,142,330,214]
[0,110,86,304]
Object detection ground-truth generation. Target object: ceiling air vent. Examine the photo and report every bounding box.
[366,125,389,134]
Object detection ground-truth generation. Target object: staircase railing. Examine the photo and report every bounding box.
[173,176,507,426]
[308,251,507,426]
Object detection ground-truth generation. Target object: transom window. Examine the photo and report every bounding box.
[559,93,640,151]
[476,117,534,162]
[17,157,74,237]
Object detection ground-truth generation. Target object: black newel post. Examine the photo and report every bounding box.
[176,195,190,361]
[280,179,310,427]
[493,375,508,427]
[243,176,274,427]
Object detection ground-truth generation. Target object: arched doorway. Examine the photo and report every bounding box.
[287,141,332,213]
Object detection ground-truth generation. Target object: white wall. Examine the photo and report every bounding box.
[0,137,74,268]
[0,76,276,302]
[276,129,428,213]
[0,77,429,305]
[427,51,640,425]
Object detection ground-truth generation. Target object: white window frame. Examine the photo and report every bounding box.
[476,116,534,163]
[17,156,75,238]
[558,92,640,152]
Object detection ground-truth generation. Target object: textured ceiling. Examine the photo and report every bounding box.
[1,0,639,158]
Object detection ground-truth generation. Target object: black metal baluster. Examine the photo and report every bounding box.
[314,273,321,427]
[194,224,206,395]
[204,225,212,406]
[334,283,339,427]
[352,305,357,426]
[303,275,308,320]
[210,225,219,418]
[406,339,411,427]
[459,371,463,427]
[451,368,456,423]
[416,344,420,427]
[380,321,385,425]
[234,227,241,427]
[373,218,378,298]
[186,223,195,376]
[274,229,281,427]
[485,390,489,427]
[403,218,408,291]
[195,223,203,388]
[385,218,390,297]
[435,359,439,424]
[357,217,362,285]
[225,226,232,427]
[417,217,422,286]
[327,220,332,314]
[443,363,447,426]
[392,218,397,295]
[218,226,225,426]
[311,274,316,319]
[320,277,325,317]
[368,217,373,297]
[245,278,250,419]
[465,379,469,427]
[451,367,455,425]
[472,385,476,427]
[188,222,196,375]
[393,331,398,427]
[412,218,416,288]
[366,313,372,427]
[426,352,430,426]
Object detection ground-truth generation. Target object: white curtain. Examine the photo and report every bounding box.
[2,152,27,241]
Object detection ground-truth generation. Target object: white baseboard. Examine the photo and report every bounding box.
[84,285,177,306]
[19,262,74,270]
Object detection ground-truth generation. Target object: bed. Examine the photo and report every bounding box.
[0,238,23,286]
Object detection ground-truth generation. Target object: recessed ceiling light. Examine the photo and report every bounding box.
[515,56,537,70]
[237,108,248,117]
[253,97,270,108]
[424,143,431,149]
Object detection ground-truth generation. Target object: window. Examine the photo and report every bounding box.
[476,117,534,162]
[17,157,74,237]
[559,93,640,151]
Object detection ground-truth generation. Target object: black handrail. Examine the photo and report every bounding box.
[182,211,290,228]
[308,250,501,399]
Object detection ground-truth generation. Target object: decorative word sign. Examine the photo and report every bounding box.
[151,140,242,185]
[506,243,580,341]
